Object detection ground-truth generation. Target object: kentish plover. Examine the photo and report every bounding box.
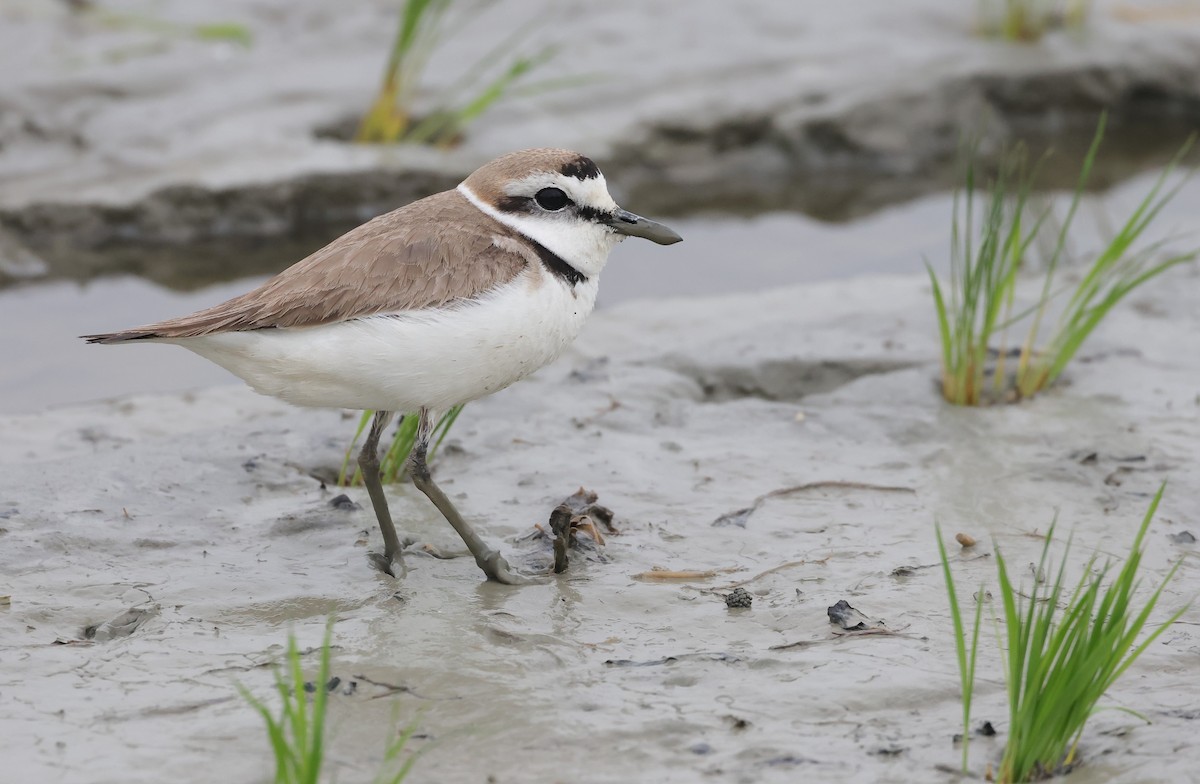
[84,149,682,584]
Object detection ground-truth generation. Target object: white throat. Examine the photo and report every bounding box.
[457,183,620,280]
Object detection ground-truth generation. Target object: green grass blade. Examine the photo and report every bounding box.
[937,526,981,772]
[339,410,375,487]
[430,404,465,460]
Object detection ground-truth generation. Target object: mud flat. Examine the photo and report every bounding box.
[3,0,1200,780]
[2,267,1198,783]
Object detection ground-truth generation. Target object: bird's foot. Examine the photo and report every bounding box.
[367,549,408,579]
[478,549,540,585]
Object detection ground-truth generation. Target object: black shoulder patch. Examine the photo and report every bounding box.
[560,156,600,180]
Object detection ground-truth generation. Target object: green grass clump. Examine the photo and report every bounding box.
[928,115,1195,406]
[939,483,1188,782]
[90,7,253,47]
[239,625,333,784]
[356,0,559,146]
[339,405,464,486]
[977,0,1091,41]
[239,622,419,783]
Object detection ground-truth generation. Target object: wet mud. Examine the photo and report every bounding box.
[2,271,1197,783]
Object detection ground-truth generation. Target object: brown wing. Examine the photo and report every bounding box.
[83,190,528,343]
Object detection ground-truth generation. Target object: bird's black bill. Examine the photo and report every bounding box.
[606,209,683,245]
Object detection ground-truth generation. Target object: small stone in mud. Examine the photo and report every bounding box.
[689,742,713,755]
[1170,531,1196,545]
[304,676,343,694]
[86,607,156,642]
[725,587,753,609]
[724,715,750,731]
[827,599,879,631]
[329,494,360,511]
[955,532,977,548]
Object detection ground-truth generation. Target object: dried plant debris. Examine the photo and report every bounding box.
[1072,450,1146,466]
[893,551,990,577]
[773,602,915,649]
[712,481,915,528]
[725,587,753,609]
[633,566,742,581]
[604,652,741,667]
[523,487,615,573]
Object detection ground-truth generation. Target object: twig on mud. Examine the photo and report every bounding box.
[632,566,743,581]
[891,552,991,577]
[571,396,621,429]
[201,645,345,676]
[712,481,916,528]
[717,557,831,590]
[352,674,445,701]
[770,626,921,650]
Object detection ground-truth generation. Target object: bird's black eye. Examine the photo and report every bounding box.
[534,187,569,211]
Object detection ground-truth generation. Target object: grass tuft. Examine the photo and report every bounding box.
[355,0,561,146]
[977,0,1091,41]
[239,621,420,783]
[92,8,253,47]
[238,623,333,784]
[939,483,1188,782]
[339,405,464,486]
[929,115,1196,406]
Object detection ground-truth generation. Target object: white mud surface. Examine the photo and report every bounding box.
[2,269,1198,783]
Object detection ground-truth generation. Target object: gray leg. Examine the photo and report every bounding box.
[408,408,532,585]
[358,410,406,577]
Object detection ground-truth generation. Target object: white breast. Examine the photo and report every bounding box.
[175,267,599,413]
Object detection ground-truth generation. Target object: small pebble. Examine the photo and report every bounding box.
[725,587,753,609]
[329,494,361,511]
[955,532,977,548]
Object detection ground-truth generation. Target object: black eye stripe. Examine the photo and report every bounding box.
[495,195,534,214]
[574,205,610,223]
[493,193,612,225]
